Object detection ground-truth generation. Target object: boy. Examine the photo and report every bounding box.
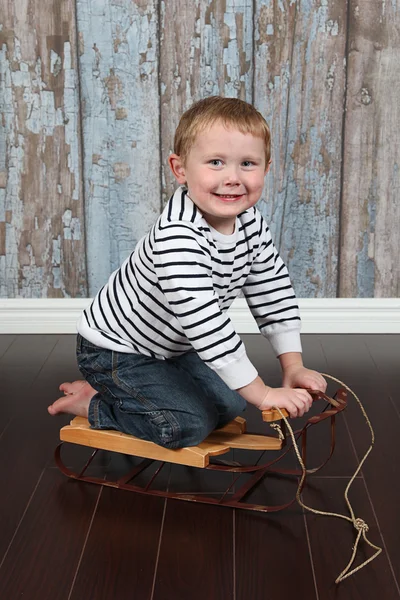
[48,96,327,449]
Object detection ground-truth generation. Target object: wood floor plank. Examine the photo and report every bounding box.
[363,334,400,414]
[168,461,235,495]
[0,334,16,359]
[303,477,399,599]
[152,500,233,600]
[69,487,166,600]
[0,335,58,431]
[0,336,84,560]
[300,335,360,476]
[0,468,100,600]
[235,479,317,600]
[320,334,400,593]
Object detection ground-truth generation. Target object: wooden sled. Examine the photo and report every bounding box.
[55,388,347,513]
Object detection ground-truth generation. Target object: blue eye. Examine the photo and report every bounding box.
[209,159,222,166]
[242,161,254,167]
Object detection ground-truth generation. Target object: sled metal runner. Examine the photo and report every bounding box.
[55,389,347,513]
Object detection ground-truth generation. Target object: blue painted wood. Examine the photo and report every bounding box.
[159,0,254,203]
[0,0,87,298]
[254,0,347,298]
[76,0,161,295]
[340,0,400,297]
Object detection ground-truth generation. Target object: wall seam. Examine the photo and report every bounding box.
[251,0,256,104]
[278,1,298,256]
[73,0,89,296]
[157,0,163,212]
[337,0,351,298]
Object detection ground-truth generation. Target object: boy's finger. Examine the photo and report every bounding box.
[293,395,309,415]
[285,399,299,418]
[297,388,313,403]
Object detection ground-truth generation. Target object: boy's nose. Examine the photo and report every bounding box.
[224,169,241,185]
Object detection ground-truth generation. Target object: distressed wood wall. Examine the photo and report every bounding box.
[0,0,399,298]
[0,0,87,297]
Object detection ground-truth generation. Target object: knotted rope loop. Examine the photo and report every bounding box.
[354,518,369,533]
[269,422,284,440]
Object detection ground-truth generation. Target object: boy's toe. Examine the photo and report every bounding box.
[59,383,70,393]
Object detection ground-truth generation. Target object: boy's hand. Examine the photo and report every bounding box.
[259,386,313,418]
[282,364,327,393]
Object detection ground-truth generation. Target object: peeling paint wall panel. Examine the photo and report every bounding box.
[160,0,253,203]
[0,1,398,299]
[76,0,161,295]
[0,0,87,298]
[340,1,400,297]
[254,0,347,298]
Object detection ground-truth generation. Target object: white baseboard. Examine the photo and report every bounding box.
[0,298,399,334]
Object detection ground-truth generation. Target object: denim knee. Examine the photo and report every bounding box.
[226,391,247,419]
[160,429,210,449]
[159,411,219,449]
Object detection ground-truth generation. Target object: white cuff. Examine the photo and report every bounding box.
[212,352,258,390]
[267,330,302,357]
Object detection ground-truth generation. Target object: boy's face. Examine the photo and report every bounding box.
[169,122,270,234]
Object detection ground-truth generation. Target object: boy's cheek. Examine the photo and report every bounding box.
[196,173,220,189]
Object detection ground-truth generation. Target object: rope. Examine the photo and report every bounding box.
[273,373,382,584]
[269,422,285,440]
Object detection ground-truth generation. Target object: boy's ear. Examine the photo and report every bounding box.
[265,159,272,174]
[168,154,187,184]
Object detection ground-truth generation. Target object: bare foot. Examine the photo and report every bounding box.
[48,380,97,418]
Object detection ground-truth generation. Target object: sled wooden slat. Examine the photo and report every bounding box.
[60,417,231,468]
[59,413,280,468]
[67,416,91,427]
[220,416,247,433]
[205,431,282,450]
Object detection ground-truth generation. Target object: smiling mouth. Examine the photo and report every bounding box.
[213,193,244,199]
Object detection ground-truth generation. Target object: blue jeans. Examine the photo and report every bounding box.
[76,334,246,449]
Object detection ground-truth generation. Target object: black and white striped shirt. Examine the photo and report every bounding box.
[77,186,302,389]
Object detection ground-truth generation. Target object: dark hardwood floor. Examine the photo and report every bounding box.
[0,334,399,600]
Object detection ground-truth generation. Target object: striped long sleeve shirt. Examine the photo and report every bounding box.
[77,186,302,389]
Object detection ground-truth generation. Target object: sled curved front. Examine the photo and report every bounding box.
[55,388,347,512]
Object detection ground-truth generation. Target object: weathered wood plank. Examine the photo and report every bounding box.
[340,1,400,297]
[254,0,347,297]
[160,0,254,204]
[76,0,161,294]
[0,0,87,298]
